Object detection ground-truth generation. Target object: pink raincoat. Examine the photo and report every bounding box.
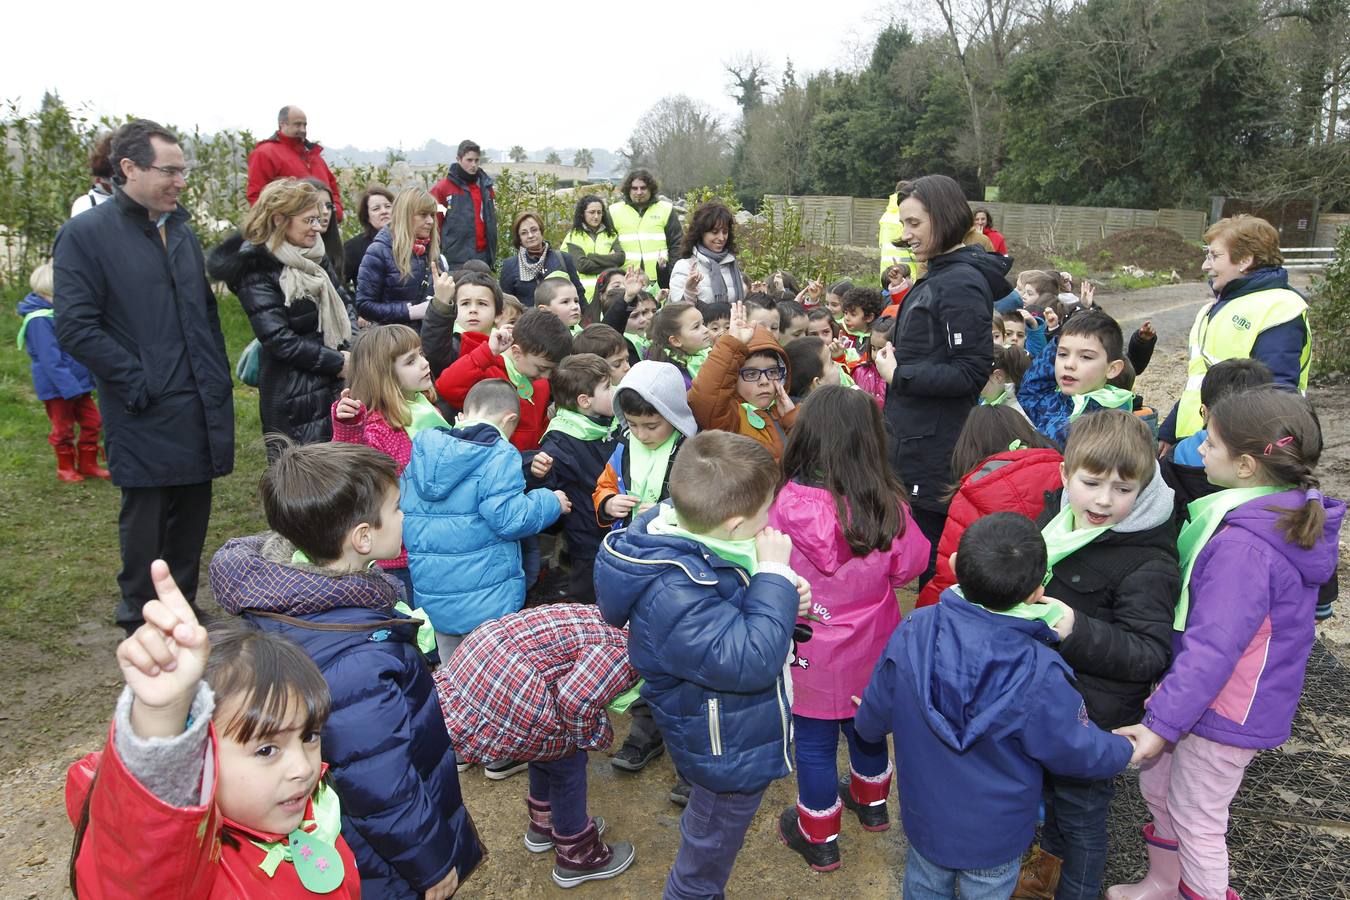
[768,480,930,719]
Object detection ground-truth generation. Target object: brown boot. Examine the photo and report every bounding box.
[1013,846,1062,899]
[77,445,111,479]
[55,447,84,483]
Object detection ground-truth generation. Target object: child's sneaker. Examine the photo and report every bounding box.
[838,770,891,831]
[610,733,664,772]
[484,759,529,780]
[777,805,841,872]
[669,774,691,807]
[551,820,635,888]
[525,808,607,853]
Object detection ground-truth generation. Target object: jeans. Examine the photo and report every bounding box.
[116,482,213,633]
[528,750,589,836]
[1040,773,1116,900]
[902,845,1020,899]
[793,715,889,810]
[521,535,541,589]
[664,782,765,899]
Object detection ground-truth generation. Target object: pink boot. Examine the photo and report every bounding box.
[1180,882,1241,900]
[1106,824,1181,900]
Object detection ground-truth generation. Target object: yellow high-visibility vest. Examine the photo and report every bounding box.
[1175,287,1310,437]
[560,228,620,299]
[879,192,919,279]
[610,200,673,282]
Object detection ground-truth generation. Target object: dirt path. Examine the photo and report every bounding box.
[3,283,1346,899]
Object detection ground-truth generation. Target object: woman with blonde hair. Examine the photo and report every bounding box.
[208,177,353,455]
[356,186,452,330]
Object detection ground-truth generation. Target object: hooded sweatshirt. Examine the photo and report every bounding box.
[767,480,930,719]
[1144,489,1344,749]
[854,590,1132,870]
[1039,464,1180,730]
[687,327,797,460]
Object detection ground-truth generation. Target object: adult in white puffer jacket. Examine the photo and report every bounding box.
[669,202,746,305]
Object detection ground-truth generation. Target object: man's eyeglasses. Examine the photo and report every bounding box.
[739,366,786,383]
[144,165,190,179]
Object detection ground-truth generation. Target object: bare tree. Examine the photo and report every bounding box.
[625,95,731,196]
[725,54,773,113]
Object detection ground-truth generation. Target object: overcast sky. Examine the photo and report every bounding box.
[3,0,897,155]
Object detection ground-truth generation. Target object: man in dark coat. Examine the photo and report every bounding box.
[431,139,497,269]
[53,119,235,634]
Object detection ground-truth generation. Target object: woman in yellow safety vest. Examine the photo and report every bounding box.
[1161,214,1310,449]
[561,195,625,301]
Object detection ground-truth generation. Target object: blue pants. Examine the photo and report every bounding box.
[527,751,589,836]
[1040,773,1115,900]
[902,845,1020,899]
[664,782,764,899]
[793,714,889,810]
[521,535,541,589]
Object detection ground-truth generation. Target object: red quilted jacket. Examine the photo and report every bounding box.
[916,447,1064,608]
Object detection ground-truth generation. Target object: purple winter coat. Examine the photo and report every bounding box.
[768,480,930,720]
[1143,489,1345,749]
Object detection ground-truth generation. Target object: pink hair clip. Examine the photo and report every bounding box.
[1263,435,1296,455]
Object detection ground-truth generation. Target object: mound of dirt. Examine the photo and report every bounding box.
[1006,240,1057,276]
[1073,227,1205,280]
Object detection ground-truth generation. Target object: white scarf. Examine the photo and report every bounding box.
[273,241,352,350]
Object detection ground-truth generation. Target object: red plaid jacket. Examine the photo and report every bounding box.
[434,604,637,762]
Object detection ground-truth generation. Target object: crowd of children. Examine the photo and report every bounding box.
[62,205,1344,900]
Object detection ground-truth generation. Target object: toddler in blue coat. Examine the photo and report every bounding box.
[17,262,110,483]
[402,378,569,662]
[595,430,811,899]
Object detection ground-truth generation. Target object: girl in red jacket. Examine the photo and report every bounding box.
[332,324,450,598]
[916,405,1062,607]
[66,561,370,899]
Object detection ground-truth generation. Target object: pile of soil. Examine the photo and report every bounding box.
[1072,227,1205,280]
[1006,240,1057,276]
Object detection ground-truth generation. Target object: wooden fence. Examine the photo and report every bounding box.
[762,195,1208,249]
[1315,213,1350,247]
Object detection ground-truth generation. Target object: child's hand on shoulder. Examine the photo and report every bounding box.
[489,325,514,355]
[605,494,640,519]
[530,451,554,478]
[334,387,363,422]
[755,526,793,567]
[1036,595,1076,641]
[552,489,573,514]
[118,560,210,739]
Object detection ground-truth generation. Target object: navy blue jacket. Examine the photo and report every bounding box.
[17,293,95,400]
[1159,267,1307,443]
[499,248,588,309]
[210,534,482,898]
[52,189,234,487]
[539,422,618,562]
[355,227,445,327]
[594,505,798,793]
[855,590,1132,870]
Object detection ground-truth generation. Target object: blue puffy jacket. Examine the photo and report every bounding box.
[854,589,1132,870]
[355,227,446,327]
[594,505,798,793]
[402,422,562,635]
[209,534,482,898]
[17,292,95,400]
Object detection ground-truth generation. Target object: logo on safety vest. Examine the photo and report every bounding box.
[1231,315,1252,330]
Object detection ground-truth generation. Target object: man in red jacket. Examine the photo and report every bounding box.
[246,105,344,220]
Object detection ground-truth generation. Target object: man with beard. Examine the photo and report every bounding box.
[609,168,682,289]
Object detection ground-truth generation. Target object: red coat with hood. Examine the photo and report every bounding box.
[916,447,1064,608]
[247,132,344,221]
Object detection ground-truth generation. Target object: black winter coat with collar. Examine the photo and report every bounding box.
[53,189,235,487]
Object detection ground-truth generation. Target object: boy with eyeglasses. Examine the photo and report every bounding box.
[688,300,797,461]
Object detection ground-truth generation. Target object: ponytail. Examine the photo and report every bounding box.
[1208,386,1325,549]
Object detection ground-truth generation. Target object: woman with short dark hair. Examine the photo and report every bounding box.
[343,185,394,290]
[670,202,745,305]
[874,175,1011,581]
[561,195,625,301]
[973,208,1008,255]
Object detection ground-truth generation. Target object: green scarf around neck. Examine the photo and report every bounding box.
[951,585,1062,626]
[626,332,652,356]
[1172,485,1288,630]
[501,351,534,400]
[673,346,711,378]
[1040,505,1111,586]
[1068,384,1135,420]
[627,431,678,508]
[455,417,509,440]
[648,502,759,573]
[406,393,450,440]
[248,781,346,892]
[984,382,1014,407]
[546,408,616,442]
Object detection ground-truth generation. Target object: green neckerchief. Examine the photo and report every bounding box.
[627,431,678,508]
[393,600,438,656]
[452,320,465,335]
[984,382,1014,407]
[570,323,583,336]
[501,351,534,400]
[1040,505,1110,586]
[839,366,857,389]
[1068,384,1135,420]
[16,308,54,349]
[625,331,652,356]
[951,584,1063,626]
[249,781,346,892]
[1173,485,1288,630]
[406,393,450,440]
[546,408,616,442]
[607,681,645,715]
[845,326,869,344]
[740,401,776,430]
[648,502,758,574]
[455,417,508,441]
[672,346,711,378]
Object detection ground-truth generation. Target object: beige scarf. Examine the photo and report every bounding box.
[274,241,352,350]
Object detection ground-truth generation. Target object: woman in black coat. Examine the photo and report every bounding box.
[873,175,1011,580]
[208,178,352,457]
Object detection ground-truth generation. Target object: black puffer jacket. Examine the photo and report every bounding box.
[1037,473,1180,730]
[884,245,1010,513]
[208,234,350,450]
